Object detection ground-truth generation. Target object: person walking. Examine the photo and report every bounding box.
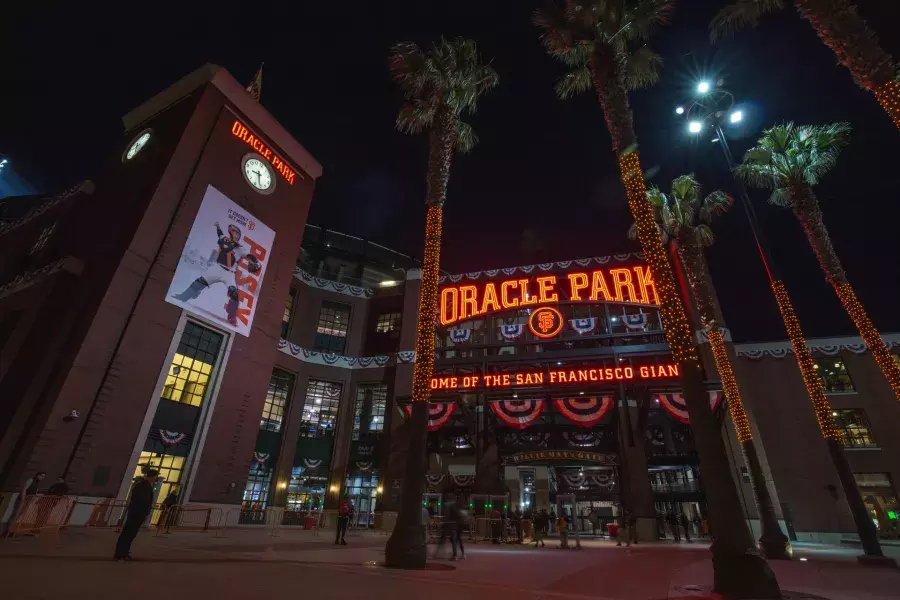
[513,507,523,543]
[627,511,638,545]
[616,511,627,547]
[451,501,467,560]
[3,471,45,537]
[161,491,179,530]
[114,469,158,561]
[490,506,502,544]
[532,510,546,547]
[668,511,680,541]
[557,513,569,549]
[335,497,351,545]
[681,512,691,542]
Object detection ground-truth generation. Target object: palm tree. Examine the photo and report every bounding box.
[385,37,498,569]
[534,2,780,595]
[631,175,790,559]
[736,123,900,400]
[710,0,900,130]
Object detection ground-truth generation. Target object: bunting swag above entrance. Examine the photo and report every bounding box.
[490,399,545,429]
[553,396,614,428]
[655,391,724,424]
[403,402,457,431]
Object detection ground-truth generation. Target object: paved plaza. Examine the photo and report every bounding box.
[1,528,898,600]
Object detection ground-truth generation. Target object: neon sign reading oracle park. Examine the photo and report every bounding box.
[439,265,658,326]
[430,363,680,391]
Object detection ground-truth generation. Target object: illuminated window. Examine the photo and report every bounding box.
[260,369,294,432]
[30,223,56,255]
[282,288,296,339]
[314,301,351,354]
[353,383,387,440]
[132,451,185,523]
[287,466,326,511]
[375,312,401,333]
[344,470,379,526]
[160,322,224,407]
[242,463,272,509]
[300,379,342,437]
[833,409,876,448]
[814,358,855,392]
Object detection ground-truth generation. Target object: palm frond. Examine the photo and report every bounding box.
[768,187,792,207]
[699,190,734,223]
[556,66,593,99]
[695,223,715,247]
[710,0,785,43]
[390,36,497,138]
[455,120,479,154]
[625,46,663,90]
[620,0,676,44]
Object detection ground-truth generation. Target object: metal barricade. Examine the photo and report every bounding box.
[82,499,130,528]
[155,505,222,536]
[7,495,74,537]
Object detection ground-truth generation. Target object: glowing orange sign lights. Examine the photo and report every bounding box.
[439,265,658,326]
[230,120,296,185]
[430,363,680,391]
[529,306,563,339]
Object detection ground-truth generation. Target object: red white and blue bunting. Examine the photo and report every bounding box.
[159,429,186,447]
[253,452,270,465]
[591,472,615,490]
[277,339,413,369]
[490,400,545,429]
[655,391,725,424]
[498,324,525,341]
[438,253,644,284]
[623,313,648,330]
[403,403,457,431]
[735,335,900,359]
[355,461,373,472]
[294,267,375,299]
[569,318,597,335]
[563,431,603,447]
[302,458,323,470]
[553,396,614,428]
[425,474,445,488]
[449,328,471,344]
[450,474,475,487]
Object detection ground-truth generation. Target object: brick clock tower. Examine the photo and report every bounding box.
[0,65,322,513]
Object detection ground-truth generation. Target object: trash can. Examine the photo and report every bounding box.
[607,522,618,539]
[304,515,316,530]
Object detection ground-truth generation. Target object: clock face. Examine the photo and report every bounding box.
[124,130,152,161]
[242,156,274,193]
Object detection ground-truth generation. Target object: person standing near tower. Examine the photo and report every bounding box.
[114,469,158,561]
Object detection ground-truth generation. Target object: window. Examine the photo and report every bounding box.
[132,451,185,523]
[281,288,296,339]
[161,322,224,407]
[287,466,327,511]
[260,369,294,432]
[814,357,854,392]
[375,312,401,333]
[833,409,876,448]
[314,301,351,354]
[242,463,272,509]
[30,222,56,255]
[353,383,387,440]
[300,379,342,437]
[344,470,379,527]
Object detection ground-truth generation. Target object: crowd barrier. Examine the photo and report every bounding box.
[7,495,74,537]
[155,505,223,536]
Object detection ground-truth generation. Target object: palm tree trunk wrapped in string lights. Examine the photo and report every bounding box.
[632,174,791,559]
[535,2,781,595]
[711,0,900,130]
[385,38,498,569]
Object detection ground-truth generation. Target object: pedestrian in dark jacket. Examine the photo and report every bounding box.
[114,469,159,561]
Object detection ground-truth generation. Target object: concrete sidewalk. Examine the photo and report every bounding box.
[1,528,898,599]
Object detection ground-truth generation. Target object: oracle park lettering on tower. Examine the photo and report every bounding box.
[439,264,658,326]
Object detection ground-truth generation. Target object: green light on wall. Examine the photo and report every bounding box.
[889,510,897,520]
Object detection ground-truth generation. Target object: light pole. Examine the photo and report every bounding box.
[681,82,887,563]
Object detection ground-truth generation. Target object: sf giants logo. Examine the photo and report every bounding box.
[528,306,563,339]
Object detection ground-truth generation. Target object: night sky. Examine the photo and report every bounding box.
[3,1,899,342]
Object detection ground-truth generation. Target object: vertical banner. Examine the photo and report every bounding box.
[166,185,275,337]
